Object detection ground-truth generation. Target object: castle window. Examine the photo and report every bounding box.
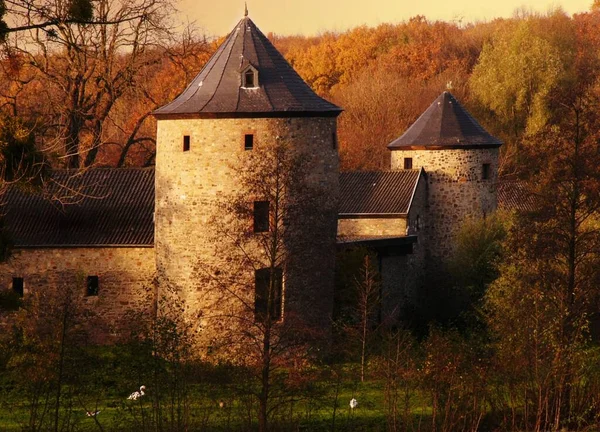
[332,132,337,150]
[245,70,255,87]
[242,67,259,88]
[183,135,190,152]
[12,277,23,297]
[404,158,413,170]
[482,163,491,180]
[86,276,99,296]
[253,201,270,232]
[245,134,254,151]
[416,215,420,231]
[255,267,283,321]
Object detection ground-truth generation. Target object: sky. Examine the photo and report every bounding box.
[179,0,594,37]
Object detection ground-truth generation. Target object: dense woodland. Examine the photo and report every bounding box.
[2,0,600,431]
[0,1,598,172]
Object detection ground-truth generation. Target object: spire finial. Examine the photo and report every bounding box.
[244,2,248,17]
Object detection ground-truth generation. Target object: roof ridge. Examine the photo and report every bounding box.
[249,23,275,110]
[200,19,241,113]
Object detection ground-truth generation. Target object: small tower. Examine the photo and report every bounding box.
[153,14,341,345]
[388,92,502,259]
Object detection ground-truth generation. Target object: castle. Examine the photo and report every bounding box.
[0,14,502,345]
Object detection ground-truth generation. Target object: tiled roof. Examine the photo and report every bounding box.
[388,92,502,150]
[154,16,341,118]
[339,170,423,216]
[2,169,154,247]
[497,181,537,212]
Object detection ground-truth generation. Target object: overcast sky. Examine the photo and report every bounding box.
[178,0,594,37]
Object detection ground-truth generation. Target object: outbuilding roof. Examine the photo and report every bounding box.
[2,169,154,247]
[388,92,502,150]
[153,16,341,118]
[339,169,423,216]
[497,181,538,212]
[2,168,528,248]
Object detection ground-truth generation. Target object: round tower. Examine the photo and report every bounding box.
[388,92,502,260]
[153,15,341,348]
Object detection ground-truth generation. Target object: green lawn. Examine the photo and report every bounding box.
[0,375,431,431]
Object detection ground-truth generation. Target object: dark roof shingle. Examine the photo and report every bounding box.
[388,92,502,150]
[2,168,154,247]
[339,170,422,216]
[153,16,341,118]
[497,181,538,212]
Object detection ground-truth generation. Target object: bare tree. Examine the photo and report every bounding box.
[353,255,381,383]
[5,0,175,168]
[0,0,144,37]
[194,136,336,432]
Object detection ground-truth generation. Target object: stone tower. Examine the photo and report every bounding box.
[152,14,342,346]
[388,92,502,259]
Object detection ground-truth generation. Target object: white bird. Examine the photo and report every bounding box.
[86,410,100,417]
[127,385,146,400]
[349,398,358,409]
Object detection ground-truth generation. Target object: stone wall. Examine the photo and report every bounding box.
[0,247,156,342]
[155,116,339,354]
[391,148,499,259]
[380,175,428,320]
[336,174,428,324]
[337,217,407,237]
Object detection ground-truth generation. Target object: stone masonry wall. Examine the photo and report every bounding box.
[155,116,339,353]
[337,217,407,238]
[0,247,156,342]
[380,175,428,320]
[391,148,499,259]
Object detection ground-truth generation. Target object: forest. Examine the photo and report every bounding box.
[2,0,600,431]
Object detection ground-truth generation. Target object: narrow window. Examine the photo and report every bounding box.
[332,132,337,150]
[183,135,190,152]
[86,276,99,296]
[244,134,254,151]
[416,215,420,231]
[404,157,413,170]
[253,201,270,233]
[255,268,283,321]
[12,277,23,297]
[482,163,491,180]
[244,70,255,88]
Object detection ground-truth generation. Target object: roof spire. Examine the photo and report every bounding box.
[244,2,248,17]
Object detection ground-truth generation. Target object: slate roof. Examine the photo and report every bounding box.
[497,181,538,212]
[339,170,423,216]
[2,169,154,247]
[153,16,341,118]
[388,92,502,150]
[2,167,532,247]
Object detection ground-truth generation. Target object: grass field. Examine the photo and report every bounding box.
[0,379,427,431]
[0,365,433,432]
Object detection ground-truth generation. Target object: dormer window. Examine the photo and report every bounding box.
[241,65,258,88]
[245,70,255,87]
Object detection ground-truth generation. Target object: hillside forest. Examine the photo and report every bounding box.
[2,0,600,431]
[0,1,598,173]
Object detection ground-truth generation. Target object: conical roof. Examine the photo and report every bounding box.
[154,16,341,118]
[387,92,502,150]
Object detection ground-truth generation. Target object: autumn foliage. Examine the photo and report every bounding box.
[2,7,600,171]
